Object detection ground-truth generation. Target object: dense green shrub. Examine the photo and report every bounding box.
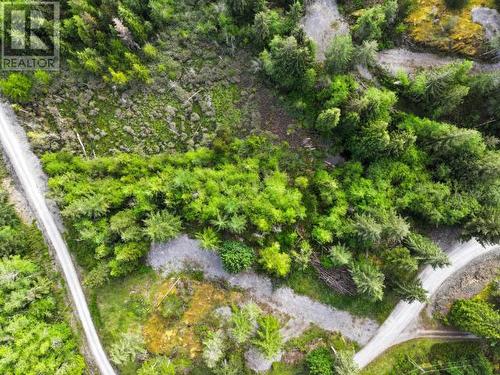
[353,5,386,42]
[43,137,306,280]
[448,299,500,343]
[397,61,473,118]
[138,357,176,375]
[316,108,341,133]
[159,294,186,320]
[225,0,266,23]
[0,73,33,103]
[261,35,315,90]
[306,347,334,375]
[259,242,291,277]
[219,241,255,273]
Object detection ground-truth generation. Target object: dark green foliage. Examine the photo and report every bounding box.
[306,347,334,375]
[444,0,469,9]
[353,5,385,42]
[62,0,173,83]
[261,35,315,90]
[350,259,385,302]
[397,61,473,118]
[390,341,494,374]
[448,299,500,343]
[219,241,255,273]
[225,0,266,23]
[159,294,186,320]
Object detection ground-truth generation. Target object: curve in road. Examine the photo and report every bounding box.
[0,102,116,375]
[354,239,499,368]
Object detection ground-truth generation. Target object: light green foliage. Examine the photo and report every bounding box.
[291,240,313,270]
[394,280,428,303]
[324,74,358,108]
[196,227,221,250]
[353,0,397,42]
[253,315,283,359]
[328,244,352,268]
[230,302,261,344]
[382,247,418,278]
[348,87,397,160]
[261,35,315,90]
[137,357,175,375]
[43,137,306,279]
[253,9,289,47]
[333,350,359,375]
[350,259,385,302]
[448,299,500,343]
[0,73,33,103]
[325,34,354,74]
[144,210,182,242]
[219,241,255,273]
[109,331,146,366]
[0,257,85,374]
[203,330,226,368]
[316,108,341,133]
[306,347,334,375]
[62,0,171,83]
[259,242,291,277]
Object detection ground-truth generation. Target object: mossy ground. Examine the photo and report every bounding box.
[405,0,496,57]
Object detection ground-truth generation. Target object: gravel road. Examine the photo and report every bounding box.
[354,239,499,368]
[0,102,116,375]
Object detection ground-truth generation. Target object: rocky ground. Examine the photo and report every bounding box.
[427,248,500,318]
[301,0,349,60]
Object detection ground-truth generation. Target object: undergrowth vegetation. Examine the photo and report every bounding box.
[0,162,85,374]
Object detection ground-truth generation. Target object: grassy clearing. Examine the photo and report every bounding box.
[362,339,444,374]
[91,270,245,373]
[361,338,494,374]
[406,0,496,56]
[284,268,398,322]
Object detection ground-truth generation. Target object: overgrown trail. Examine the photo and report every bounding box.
[148,235,379,345]
[354,239,499,368]
[0,102,116,375]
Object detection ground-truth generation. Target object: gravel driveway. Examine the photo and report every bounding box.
[147,235,379,346]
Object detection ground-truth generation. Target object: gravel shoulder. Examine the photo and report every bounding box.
[427,248,500,318]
